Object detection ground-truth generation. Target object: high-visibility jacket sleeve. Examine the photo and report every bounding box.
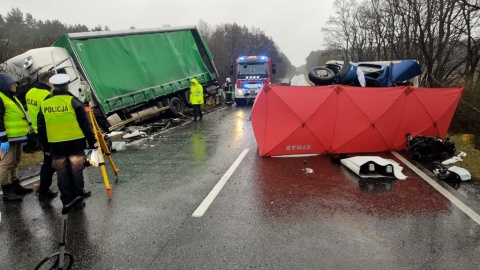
[0,98,6,143]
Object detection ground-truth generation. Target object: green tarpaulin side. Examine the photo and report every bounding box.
[53,30,213,114]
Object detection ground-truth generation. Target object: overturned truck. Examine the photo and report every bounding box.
[2,26,220,130]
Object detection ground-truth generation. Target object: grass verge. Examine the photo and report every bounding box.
[448,134,480,181]
[19,150,43,170]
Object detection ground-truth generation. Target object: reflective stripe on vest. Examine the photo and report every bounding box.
[225,83,233,94]
[41,95,84,142]
[26,87,50,133]
[0,92,29,139]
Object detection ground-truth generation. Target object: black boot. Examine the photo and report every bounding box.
[2,184,22,202]
[11,179,33,195]
[37,188,58,201]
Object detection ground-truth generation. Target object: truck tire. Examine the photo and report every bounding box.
[183,90,193,108]
[168,96,185,117]
[308,66,335,86]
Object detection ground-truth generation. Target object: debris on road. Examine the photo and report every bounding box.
[340,156,407,180]
[433,161,472,182]
[303,168,314,174]
[123,130,147,140]
[442,151,467,165]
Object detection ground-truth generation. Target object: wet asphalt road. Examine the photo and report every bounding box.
[2,83,480,269]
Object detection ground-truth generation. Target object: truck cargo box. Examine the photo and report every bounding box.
[52,26,219,116]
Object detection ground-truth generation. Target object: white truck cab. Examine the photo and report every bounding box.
[1,47,90,103]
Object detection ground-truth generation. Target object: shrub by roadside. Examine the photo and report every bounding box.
[448,134,480,181]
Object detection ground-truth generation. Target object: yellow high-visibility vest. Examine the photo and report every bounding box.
[41,95,84,142]
[26,87,50,133]
[0,92,29,138]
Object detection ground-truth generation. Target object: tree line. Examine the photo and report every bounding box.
[0,8,295,85]
[1,5,478,143]
[306,0,480,141]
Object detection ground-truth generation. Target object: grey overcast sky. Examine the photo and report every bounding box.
[1,0,336,67]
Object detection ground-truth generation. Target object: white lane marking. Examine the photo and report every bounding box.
[392,151,480,225]
[192,148,250,218]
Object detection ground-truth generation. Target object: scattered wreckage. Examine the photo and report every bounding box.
[407,134,472,183]
[406,134,456,161]
[340,156,407,180]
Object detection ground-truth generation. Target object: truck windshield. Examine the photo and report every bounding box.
[237,62,268,75]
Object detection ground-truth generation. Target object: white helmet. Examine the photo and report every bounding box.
[226,77,231,83]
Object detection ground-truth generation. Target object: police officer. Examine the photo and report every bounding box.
[26,71,58,201]
[37,74,96,209]
[0,72,33,202]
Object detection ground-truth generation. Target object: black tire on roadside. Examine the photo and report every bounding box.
[183,90,192,108]
[168,96,185,117]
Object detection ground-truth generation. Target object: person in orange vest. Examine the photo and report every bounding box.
[0,72,33,202]
[189,78,204,122]
[37,74,96,209]
[26,71,58,201]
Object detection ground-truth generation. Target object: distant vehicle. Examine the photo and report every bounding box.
[230,56,276,106]
[308,60,421,87]
[280,78,291,86]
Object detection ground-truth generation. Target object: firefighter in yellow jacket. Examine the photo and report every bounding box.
[0,72,33,202]
[189,78,204,122]
[37,74,97,209]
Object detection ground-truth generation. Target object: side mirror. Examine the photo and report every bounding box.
[229,65,234,75]
[272,64,276,74]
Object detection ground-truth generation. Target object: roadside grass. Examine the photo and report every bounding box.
[448,134,480,181]
[19,150,43,170]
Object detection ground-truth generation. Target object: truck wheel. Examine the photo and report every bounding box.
[308,67,335,85]
[168,97,185,117]
[183,90,193,108]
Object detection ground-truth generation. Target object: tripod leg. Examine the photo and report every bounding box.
[90,109,119,177]
[88,110,112,197]
[99,162,112,197]
[99,135,119,177]
[96,136,112,197]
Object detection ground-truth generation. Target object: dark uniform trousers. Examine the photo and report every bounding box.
[51,147,86,205]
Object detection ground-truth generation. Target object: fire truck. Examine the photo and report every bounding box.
[230,56,276,106]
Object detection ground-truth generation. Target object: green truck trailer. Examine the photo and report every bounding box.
[2,26,219,130]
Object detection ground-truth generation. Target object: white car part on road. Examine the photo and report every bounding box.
[341,156,407,179]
